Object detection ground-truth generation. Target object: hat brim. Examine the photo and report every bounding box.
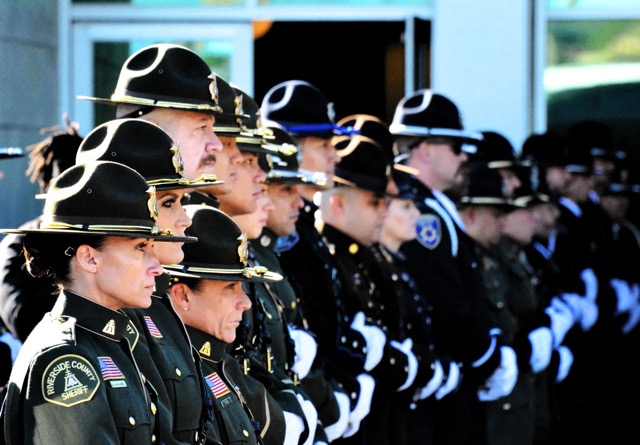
[266,169,328,188]
[164,264,282,282]
[0,228,197,243]
[153,178,224,191]
[389,124,482,142]
[77,95,225,116]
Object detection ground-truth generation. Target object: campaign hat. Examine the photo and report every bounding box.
[264,125,326,187]
[164,205,282,282]
[261,80,356,138]
[0,161,195,242]
[77,118,222,190]
[333,135,391,196]
[79,43,225,116]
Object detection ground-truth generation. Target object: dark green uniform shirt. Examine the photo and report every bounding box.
[124,274,208,444]
[1,291,159,445]
[187,326,284,445]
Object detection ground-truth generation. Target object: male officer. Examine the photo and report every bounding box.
[390,90,518,445]
[254,126,351,442]
[338,114,460,445]
[319,135,421,445]
[209,91,324,445]
[79,43,233,192]
[261,81,387,441]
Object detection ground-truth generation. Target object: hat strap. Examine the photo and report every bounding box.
[40,221,160,235]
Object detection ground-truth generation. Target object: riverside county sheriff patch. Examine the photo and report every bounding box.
[42,354,100,407]
[416,214,442,250]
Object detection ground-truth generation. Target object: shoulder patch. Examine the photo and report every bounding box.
[42,354,100,407]
[416,214,442,250]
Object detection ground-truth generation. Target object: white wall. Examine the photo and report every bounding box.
[432,0,532,152]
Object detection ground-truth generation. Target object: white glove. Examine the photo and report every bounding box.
[528,327,553,373]
[579,298,599,331]
[389,338,418,392]
[545,297,576,347]
[561,292,599,332]
[296,394,318,445]
[622,304,640,334]
[477,346,518,402]
[556,346,574,383]
[288,325,318,380]
[580,268,598,301]
[350,311,386,372]
[323,390,350,442]
[436,361,460,400]
[342,373,375,438]
[414,358,444,401]
[610,278,640,314]
[283,411,305,445]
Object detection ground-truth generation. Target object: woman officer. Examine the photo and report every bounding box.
[0,160,194,444]
[165,205,293,445]
[76,118,223,444]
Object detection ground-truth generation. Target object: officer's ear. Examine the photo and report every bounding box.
[168,281,192,312]
[75,244,98,273]
[329,190,348,217]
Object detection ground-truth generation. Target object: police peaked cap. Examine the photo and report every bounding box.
[0,161,195,243]
[261,80,356,137]
[77,119,223,190]
[164,205,282,282]
[333,135,391,196]
[389,89,482,142]
[79,44,230,116]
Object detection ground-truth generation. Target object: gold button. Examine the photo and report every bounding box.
[349,243,359,254]
[176,368,182,377]
[243,430,250,437]
[150,402,157,415]
[502,402,512,411]
[129,417,136,426]
[141,374,146,384]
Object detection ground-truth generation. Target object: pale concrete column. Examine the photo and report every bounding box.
[431,0,533,151]
[0,0,58,229]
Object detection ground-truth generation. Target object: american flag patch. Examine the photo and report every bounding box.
[144,316,163,338]
[98,356,125,381]
[205,372,230,399]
